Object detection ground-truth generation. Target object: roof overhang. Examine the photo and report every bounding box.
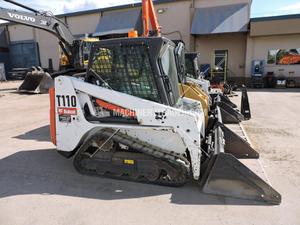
[93,9,142,37]
[191,4,250,35]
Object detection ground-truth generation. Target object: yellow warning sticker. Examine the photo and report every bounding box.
[124,159,135,165]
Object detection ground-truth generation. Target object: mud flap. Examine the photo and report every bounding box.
[217,101,244,124]
[18,67,53,94]
[201,153,281,204]
[221,124,259,159]
[241,86,251,120]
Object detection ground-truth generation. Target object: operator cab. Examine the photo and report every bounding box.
[185,53,201,79]
[86,37,180,107]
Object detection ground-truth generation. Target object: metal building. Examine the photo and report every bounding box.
[1,0,300,85]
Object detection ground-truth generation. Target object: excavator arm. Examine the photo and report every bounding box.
[0,0,81,68]
[142,0,161,37]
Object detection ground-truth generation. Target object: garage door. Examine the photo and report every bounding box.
[9,41,40,68]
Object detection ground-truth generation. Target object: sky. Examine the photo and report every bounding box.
[251,0,300,17]
[0,0,300,21]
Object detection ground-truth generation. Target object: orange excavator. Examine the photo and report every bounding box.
[141,0,161,37]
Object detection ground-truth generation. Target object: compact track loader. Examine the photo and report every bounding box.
[174,44,250,125]
[50,37,281,204]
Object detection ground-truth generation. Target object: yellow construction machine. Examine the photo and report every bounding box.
[175,43,251,125]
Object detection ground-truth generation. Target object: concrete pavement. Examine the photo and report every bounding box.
[0,82,299,225]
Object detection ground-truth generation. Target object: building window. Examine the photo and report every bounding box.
[211,50,228,82]
[267,50,277,64]
[267,48,300,65]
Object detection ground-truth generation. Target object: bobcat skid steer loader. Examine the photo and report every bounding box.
[50,37,281,204]
[183,51,251,123]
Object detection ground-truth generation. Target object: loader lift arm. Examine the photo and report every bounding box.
[0,0,82,68]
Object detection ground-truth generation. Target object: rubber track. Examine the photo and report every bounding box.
[73,128,190,187]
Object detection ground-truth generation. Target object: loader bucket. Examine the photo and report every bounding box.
[18,68,53,94]
[220,94,237,109]
[241,86,251,120]
[214,106,254,159]
[217,101,244,124]
[201,109,281,204]
[221,124,259,159]
[210,93,237,109]
[201,152,281,204]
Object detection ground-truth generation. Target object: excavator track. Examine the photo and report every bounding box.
[73,128,189,187]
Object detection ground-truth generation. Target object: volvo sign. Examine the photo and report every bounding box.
[7,12,36,22]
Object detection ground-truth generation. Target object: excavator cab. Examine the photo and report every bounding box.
[60,37,99,70]
[184,52,211,95]
[81,37,99,66]
[185,52,201,79]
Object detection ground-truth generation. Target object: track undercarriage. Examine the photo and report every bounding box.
[73,128,188,187]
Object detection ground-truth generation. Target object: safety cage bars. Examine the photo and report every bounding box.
[87,43,160,102]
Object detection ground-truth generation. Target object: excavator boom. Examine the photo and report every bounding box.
[0,0,86,93]
[142,0,161,37]
[0,1,75,55]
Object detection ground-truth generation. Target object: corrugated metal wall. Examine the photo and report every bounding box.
[0,52,9,72]
[0,27,10,77]
[9,41,40,69]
